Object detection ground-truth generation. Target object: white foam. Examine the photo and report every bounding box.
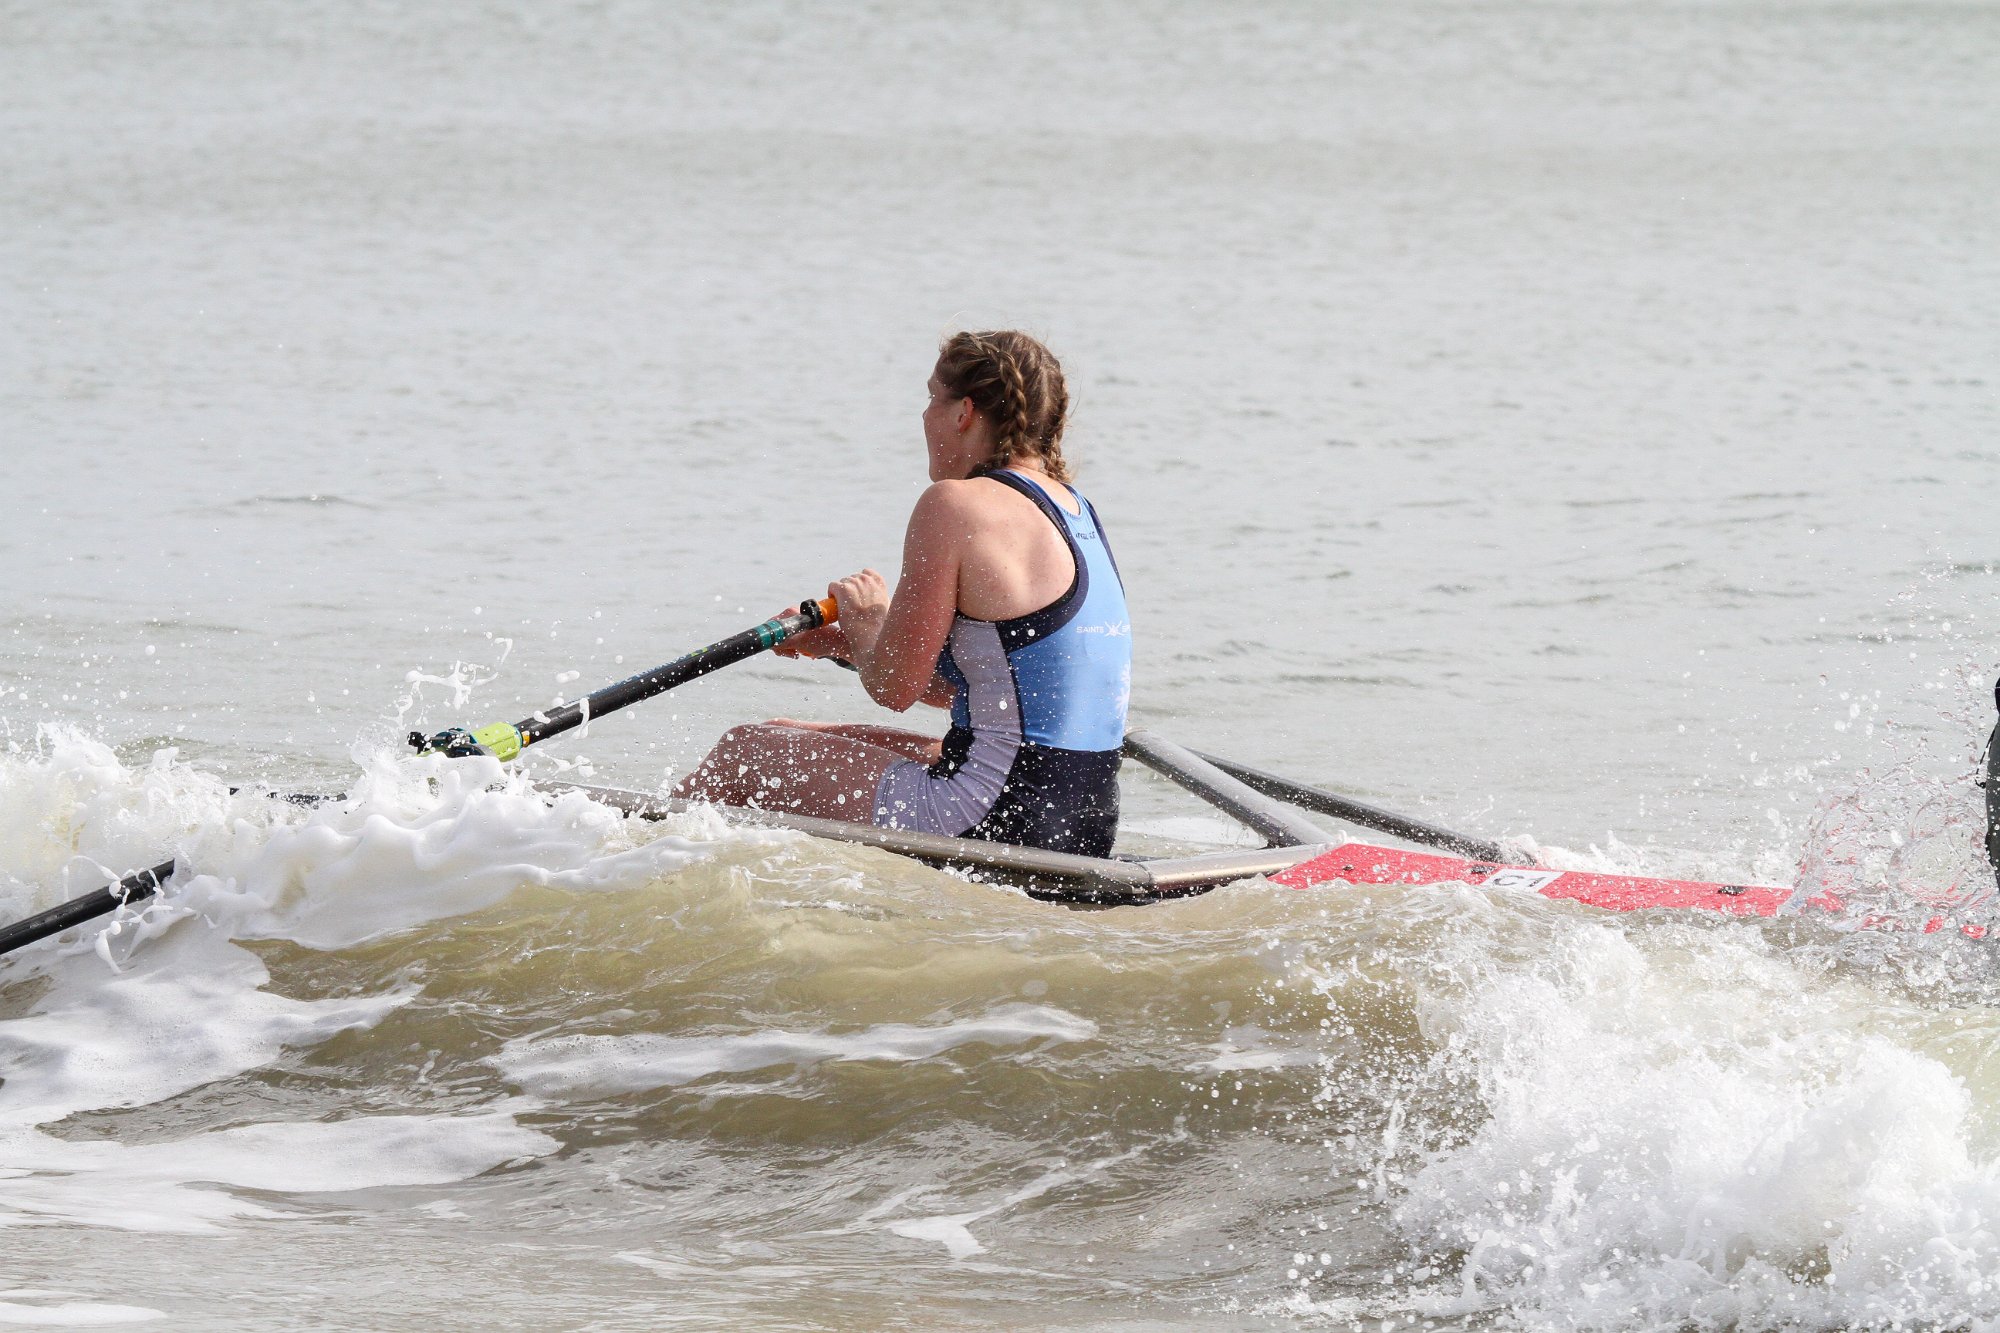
[0,929,407,1128]
[178,752,726,950]
[0,1291,162,1326]
[1,739,733,961]
[0,1108,557,1234]
[614,1251,819,1283]
[1198,1023,1317,1072]
[1386,915,2000,1328]
[885,1210,990,1260]
[494,1003,1098,1099]
[0,736,729,1237]
[0,729,236,925]
[848,1143,1150,1259]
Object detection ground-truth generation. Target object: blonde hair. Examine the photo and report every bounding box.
[934,330,1073,482]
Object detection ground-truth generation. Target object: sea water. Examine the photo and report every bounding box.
[3,2,1999,1327]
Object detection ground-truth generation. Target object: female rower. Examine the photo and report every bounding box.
[673,330,1132,857]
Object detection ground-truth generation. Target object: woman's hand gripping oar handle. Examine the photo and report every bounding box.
[410,596,840,761]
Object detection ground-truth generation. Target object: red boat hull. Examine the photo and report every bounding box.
[1272,843,1795,916]
[1272,843,1997,939]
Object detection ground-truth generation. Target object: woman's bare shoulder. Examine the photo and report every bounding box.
[920,475,1004,504]
[908,477,1004,532]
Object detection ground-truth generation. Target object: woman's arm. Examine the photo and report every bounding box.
[783,647,954,710]
[841,483,971,712]
[919,671,957,709]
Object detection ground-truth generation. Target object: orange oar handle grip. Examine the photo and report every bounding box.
[804,596,839,627]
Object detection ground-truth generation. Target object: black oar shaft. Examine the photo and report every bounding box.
[0,858,178,959]
[1192,750,1506,863]
[417,598,838,761]
[519,606,822,748]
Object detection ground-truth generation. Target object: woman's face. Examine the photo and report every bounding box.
[922,373,979,482]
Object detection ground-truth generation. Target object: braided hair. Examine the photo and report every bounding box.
[933,330,1074,483]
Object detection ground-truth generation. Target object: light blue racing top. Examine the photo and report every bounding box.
[935,469,1133,756]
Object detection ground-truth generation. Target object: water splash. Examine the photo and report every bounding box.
[1793,666,1999,939]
